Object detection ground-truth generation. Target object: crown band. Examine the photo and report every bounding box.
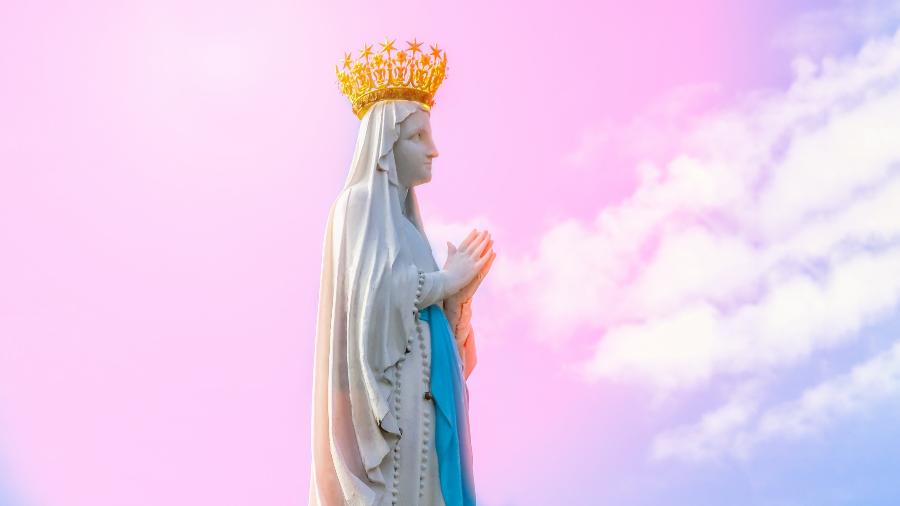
[354,88,433,119]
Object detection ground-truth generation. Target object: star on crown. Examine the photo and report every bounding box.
[335,37,449,119]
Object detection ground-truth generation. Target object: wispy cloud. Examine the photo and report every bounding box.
[495,26,900,399]
[771,0,900,58]
[651,337,900,462]
[563,81,724,170]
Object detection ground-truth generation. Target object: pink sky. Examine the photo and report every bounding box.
[2,0,874,504]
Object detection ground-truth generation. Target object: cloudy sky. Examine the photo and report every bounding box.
[2,0,900,505]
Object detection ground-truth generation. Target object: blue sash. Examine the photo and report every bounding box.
[419,304,477,505]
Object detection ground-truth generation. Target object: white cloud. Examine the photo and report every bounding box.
[651,338,900,462]
[650,379,766,463]
[495,26,900,397]
[585,246,900,393]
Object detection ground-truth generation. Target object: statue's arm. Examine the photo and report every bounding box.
[458,321,477,380]
[414,270,449,310]
[444,298,477,379]
[416,272,478,377]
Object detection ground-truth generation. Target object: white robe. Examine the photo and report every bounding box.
[309,100,477,506]
[376,207,445,505]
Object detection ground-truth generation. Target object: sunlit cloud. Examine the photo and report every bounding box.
[495,27,900,399]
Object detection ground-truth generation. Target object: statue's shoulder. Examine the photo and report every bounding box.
[333,184,369,213]
[332,184,369,226]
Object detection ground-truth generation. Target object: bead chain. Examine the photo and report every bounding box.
[416,269,432,501]
[390,269,430,505]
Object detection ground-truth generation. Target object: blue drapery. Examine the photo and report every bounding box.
[419,304,477,505]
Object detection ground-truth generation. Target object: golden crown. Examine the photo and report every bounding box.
[335,37,448,119]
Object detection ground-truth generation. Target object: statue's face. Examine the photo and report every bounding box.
[394,109,439,187]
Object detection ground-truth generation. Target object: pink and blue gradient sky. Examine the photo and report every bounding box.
[3,0,900,505]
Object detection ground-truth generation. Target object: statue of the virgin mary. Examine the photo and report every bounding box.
[308,39,495,505]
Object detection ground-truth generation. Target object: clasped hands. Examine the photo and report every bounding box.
[440,229,495,323]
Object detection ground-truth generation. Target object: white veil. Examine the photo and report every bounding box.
[309,99,436,505]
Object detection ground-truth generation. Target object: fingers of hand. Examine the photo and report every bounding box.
[459,228,479,251]
[477,237,493,257]
[476,249,492,268]
[463,252,496,296]
[478,251,496,278]
[465,230,489,255]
